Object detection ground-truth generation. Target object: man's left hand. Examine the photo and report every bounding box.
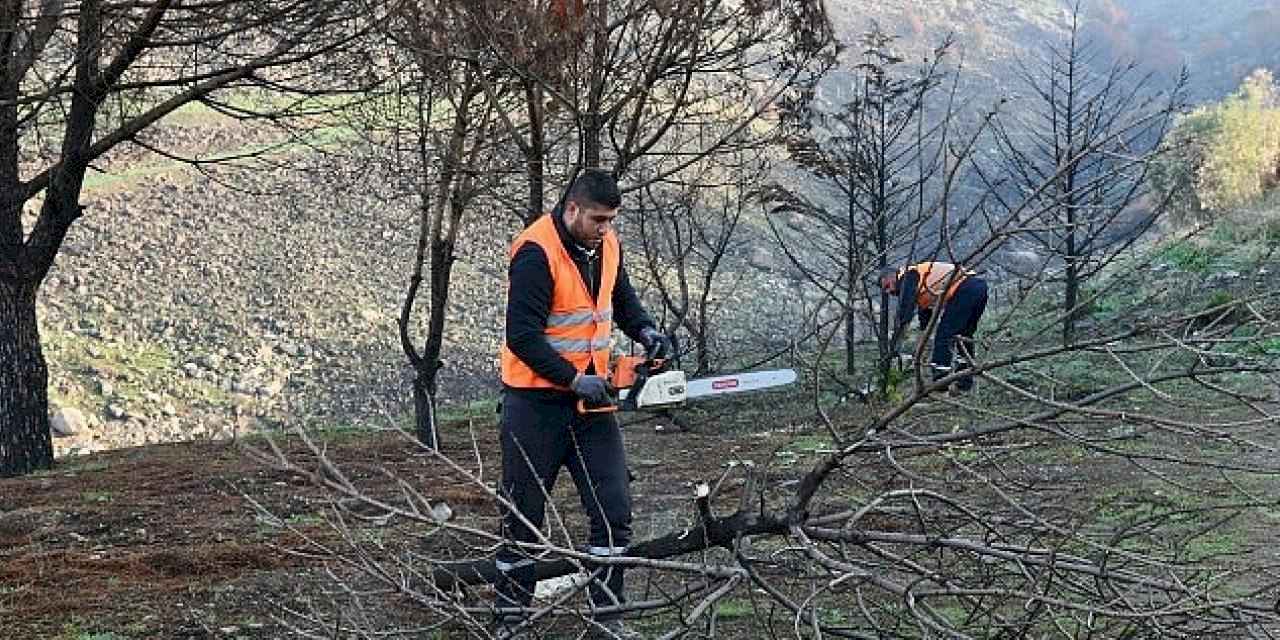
[639,326,671,360]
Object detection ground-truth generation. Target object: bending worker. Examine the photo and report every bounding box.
[880,261,989,393]
[496,169,668,639]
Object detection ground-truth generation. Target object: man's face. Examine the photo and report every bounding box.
[564,201,617,249]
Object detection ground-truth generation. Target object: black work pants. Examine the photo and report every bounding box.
[494,390,632,619]
[931,277,989,391]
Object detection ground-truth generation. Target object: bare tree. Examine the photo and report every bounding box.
[984,2,1187,346]
[360,2,508,448]
[321,0,835,446]
[217,4,1279,639]
[245,56,1280,637]
[631,139,766,376]
[0,0,385,476]
[763,27,959,395]
[451,0,836,223]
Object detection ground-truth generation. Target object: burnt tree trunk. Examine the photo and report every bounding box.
[0,280,53,476]
[430,506,788,590]
[525,79,546,225]
[412,376,438,449]
[1,175,84,479]
[0,0,99,476]
[581,0,607,170]
[1063,221,1079,346]
[413,233,457,448]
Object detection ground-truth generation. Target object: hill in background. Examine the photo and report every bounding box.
[825,0,1278,105]
[36,0,1278,457]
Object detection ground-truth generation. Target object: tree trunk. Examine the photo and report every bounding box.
[693,304,711,376]
[412,373,438,449]
[582,0,606,169]
[1063,201,1078,346]
[874,192,891,394]
[1063,248,1078,347]
[844,300,857,375]
[583,111,602,169]
[845,190,858,375]
[430,506,788,590]
[0,280,54,476]
[413,235,456,448]
[524,80,545,225]
[877,289,892,396]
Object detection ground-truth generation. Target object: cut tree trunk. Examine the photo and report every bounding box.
[429,507,787,591]
[0,279,54,477]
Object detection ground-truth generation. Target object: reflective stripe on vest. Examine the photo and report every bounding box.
[909,261,970,310]
[544,335,613,353]
[547,308,614,328]
[500,214,620,389]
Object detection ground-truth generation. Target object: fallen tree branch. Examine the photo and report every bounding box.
[428,503,788,590]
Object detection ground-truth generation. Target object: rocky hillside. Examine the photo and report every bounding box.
[35,112,803,458]
[819,0,1065,109]
[37,119,509,457]
[34,0,1276,458]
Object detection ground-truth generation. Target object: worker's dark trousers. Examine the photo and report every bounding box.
[494,391,632,621]
[931,277,989,391]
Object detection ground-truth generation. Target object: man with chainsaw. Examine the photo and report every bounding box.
[495,168,669,639]
[881,261,989,394]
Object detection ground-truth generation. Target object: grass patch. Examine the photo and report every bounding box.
[782,433,833,455]
[82,162,187,193]
[80,490,114,504]
[28,456,113,477]
[1245,335,1280,356]
[1157,238,1220,273]
[285,513,325,527]
[43,328,179,409]
[1091,486,1246,562]
[712,597,756,620]
[436,399,500,424]
[58,619,129,640]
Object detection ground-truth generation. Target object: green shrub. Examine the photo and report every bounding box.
[1157,240,1217,273]
[1152,106,1220,215]
[1154,69,1280,221]
[1204,290,1236,310]
[1200,70,1280,210]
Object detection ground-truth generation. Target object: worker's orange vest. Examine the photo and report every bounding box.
[500,214,619,389]
[901,261,972,310]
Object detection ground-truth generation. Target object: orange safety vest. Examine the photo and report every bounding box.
[500,214,620,390]
[900,261,972,310]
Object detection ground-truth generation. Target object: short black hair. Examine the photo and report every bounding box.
[567,169,622,210]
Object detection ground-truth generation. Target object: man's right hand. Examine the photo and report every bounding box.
[571,374,611,404]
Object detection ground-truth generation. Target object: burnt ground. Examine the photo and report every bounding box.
[5,388,1280,639]
[0,408,818,639]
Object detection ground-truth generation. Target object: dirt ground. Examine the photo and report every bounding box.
[5,389,1279,639]
[0,412,813,639]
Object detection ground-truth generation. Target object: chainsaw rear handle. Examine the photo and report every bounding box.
[573,356,670,414]
[576,384,620,414]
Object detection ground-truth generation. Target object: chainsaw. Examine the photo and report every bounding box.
[578,354,798,413]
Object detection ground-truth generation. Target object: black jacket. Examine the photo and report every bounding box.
[505,210,654,397]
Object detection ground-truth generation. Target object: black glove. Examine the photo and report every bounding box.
[639,326,671,360]
[571,374,611,404]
